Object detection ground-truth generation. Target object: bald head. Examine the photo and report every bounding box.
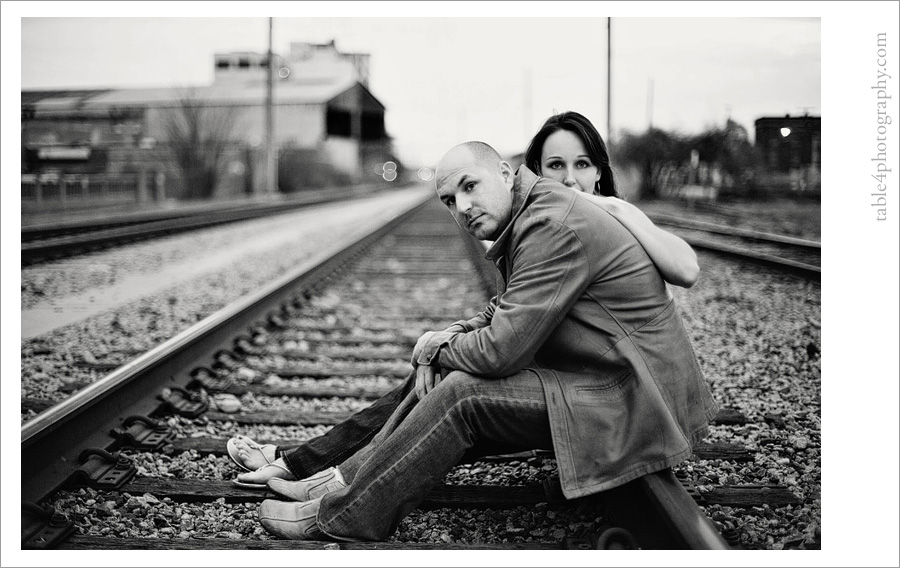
[435,141,503,185]
[433,141,515,241]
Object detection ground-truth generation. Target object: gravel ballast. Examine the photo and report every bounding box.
[20,188,430,414]
[22,198,820,550]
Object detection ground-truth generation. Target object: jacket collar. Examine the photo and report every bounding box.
[485,166,541,260]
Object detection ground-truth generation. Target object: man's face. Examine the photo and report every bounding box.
[435,156,514,241]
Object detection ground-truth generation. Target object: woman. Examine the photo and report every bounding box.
[524,111,699,288]
[227,111,701,488]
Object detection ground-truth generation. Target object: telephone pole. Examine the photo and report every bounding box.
[265,17,278,195]
[607,17,612,142]
[524,66,532,141]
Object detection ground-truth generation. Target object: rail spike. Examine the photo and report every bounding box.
[187,366,234,394]
[674,469,706,505]
[22,502,76,549]
[157,386,209,418]
[232,336,262,356]
[110,415,174,450]
[213,348,244,370]
[65,448,137,491]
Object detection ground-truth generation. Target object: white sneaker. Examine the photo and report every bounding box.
[267,467,347,501]
[258,498,324,540]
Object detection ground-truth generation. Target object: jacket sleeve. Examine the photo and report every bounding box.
[447,296,497,332]
[426,217,593,378]
[413,297,498,366]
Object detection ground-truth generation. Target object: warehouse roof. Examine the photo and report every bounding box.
[23,78,384,114]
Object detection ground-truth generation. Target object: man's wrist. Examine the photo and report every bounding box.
[414,330,455,366]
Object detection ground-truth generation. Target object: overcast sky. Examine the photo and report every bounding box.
[18,13,820,166]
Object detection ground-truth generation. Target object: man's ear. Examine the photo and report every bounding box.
[499,161,514,188]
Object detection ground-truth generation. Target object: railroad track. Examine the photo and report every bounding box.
[22,197,806,551]
[647,213,821,281]
[20,183,412,266]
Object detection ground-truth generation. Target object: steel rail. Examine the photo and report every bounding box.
[681,237,820,282]
[21,184,417,264]
[21,190,433,505]
[598,469,730,549]
[22,209,209,242]
[471,212,819,284]
[648,213,820,249]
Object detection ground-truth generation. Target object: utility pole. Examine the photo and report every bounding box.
[523,66,532,142]
[607,17,612,142]
[265,16,278,195]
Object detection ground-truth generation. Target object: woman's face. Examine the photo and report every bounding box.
[539,129,601,193]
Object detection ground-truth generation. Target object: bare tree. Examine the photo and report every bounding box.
[162,88,238,199]
[614,120,762,199]
[614,127,689,199]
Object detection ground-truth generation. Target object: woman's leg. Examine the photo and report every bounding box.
[239,371,416,485]
[277,370,416,479]
[317,369,552,542]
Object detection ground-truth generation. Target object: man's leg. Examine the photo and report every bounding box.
[316,369,552,541]
[263,381,426,503]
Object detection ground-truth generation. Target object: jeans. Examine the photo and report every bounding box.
[316,369,553,542]
[278,372,415,479]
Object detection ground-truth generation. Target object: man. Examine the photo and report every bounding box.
[255,141,718,541]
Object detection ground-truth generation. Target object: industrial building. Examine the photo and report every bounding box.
[21,40,395,210]
[754,114,821,193]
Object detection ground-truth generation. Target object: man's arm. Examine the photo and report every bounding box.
[414,217,593,378]
[412,296,499,398]
[443,296,497,333]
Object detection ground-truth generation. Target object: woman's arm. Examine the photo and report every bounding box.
[586,194,699,288]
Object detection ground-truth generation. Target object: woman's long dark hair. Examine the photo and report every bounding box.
[524,111,618,197]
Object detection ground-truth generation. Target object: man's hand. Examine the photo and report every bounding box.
[411,331,437,364]
[414,363,443,400]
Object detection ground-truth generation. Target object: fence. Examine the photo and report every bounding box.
[21,172,161,211]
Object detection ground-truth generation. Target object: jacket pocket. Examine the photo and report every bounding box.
[573,369,633,404]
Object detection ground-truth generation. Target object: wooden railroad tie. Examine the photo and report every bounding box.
[201,407,751,427]
[88,476,803,510]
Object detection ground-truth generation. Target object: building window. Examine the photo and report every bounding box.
[238,58,250,68]
[326,109,352,137]
[217,59,230,69]
[361,113,385,140]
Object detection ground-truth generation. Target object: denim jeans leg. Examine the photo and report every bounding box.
[317,369,552,542]
[331,381,426,483]
[280,370,416,479]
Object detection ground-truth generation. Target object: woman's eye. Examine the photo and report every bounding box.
[576,160,592,169]
[465,183,475,191]
[546,161,562,170]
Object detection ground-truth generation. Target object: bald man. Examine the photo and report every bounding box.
[257,141,718,542]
